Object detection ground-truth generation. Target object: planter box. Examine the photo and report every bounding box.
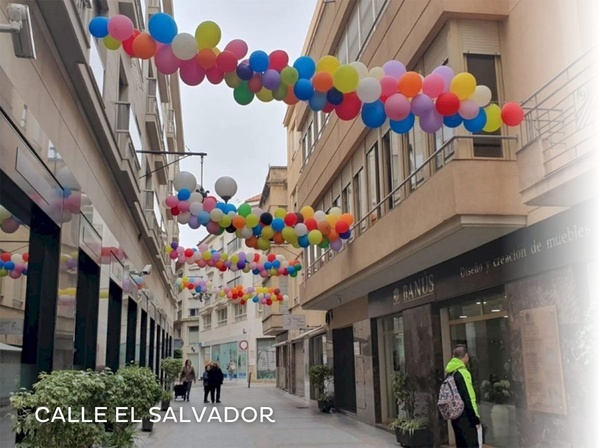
[395,427,432,448]
[142,418,154,432]
[317,398,333,413]
[161,400,170,411]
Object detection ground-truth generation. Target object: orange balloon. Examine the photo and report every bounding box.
[197,48,217,69]
[283,85,299,105]
[340,213,354,226]
[273,232,285,244]
[245,236,258,249]
[312,72,333,93]
[398,71,422,98]
[317,221,331,235]
[232,215,246,229]
[132,33,156,60]
[328,229,339,241]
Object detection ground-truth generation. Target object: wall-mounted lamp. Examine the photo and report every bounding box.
[131,264,152,276]
[0,4,36,59]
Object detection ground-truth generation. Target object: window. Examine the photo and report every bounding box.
[406,125,427,189]
[382,130,402,207]
[188,326,199,344]
[233,303,246,322]
[227,275,242,288]
[278,277,289,296]
[342,182,353,217]
[202,313,212,330]
[366,143,380,223]
[353,168,367,233]
[227,238,241,253]
[217,308,228,326]
[189,308,199,317]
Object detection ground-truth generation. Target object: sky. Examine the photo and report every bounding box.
[172,0,318,248]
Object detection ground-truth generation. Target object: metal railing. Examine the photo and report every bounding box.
[305,134,518,278]
[518,48,598,176]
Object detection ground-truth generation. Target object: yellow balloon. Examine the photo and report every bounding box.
[282,227,296,242]
[274,208,286,219]
[219,215,232,228]
[483,103,502,132]
[300,205,315,220]
[202,251,212,261]
[450,72,477,100]
[333,65,359,93]
[165,245,173,254]
[308,230,323,245]
[195,21,221,49]
[221,253,228,261]
[261,225,275,240]
[246,214,259,228]
[316,55,340,74]
[257,238,271,251]
[212,47,221,56]
[325,214,338,226]
[256,87,274,103]
[103,36,121,50]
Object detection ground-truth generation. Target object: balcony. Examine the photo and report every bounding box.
[165,108,177,151]
[302,135,529,310]
[516,50,598,207]
[262,313,285,336]
[145,82,168,185]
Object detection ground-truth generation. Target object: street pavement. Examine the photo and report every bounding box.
[138,382,398,448]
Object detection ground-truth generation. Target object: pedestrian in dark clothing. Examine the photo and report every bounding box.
[202,364,213,403]
[206,362,222,403]
[211,362,224,403]
[444,345,481,448]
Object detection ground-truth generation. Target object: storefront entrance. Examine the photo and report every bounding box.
[333,326,356,413]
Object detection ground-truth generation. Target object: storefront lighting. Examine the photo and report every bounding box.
[491,308,501,312]
[459,315,467,319]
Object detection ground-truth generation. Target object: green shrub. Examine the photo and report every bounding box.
[160,357,183,391]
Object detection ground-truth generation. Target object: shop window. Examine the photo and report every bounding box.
[256,338,276,379]
[379,314,405,422]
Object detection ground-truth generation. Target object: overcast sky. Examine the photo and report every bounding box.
[172,0,317,248]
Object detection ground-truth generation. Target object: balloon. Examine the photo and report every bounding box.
[382,60,406,79]
[171,33,197,60]
[398,71,422,98]
[450,72,477,100]
[335,92,362,121]
[483,104,502,132]
[108,15,134,41]
[122,30,140,56]
[317,55,340,74]
[173,171,197,191]
[463,108,487,133]
[197,48,217,69]
[308,230,323,245]
[284,213,297,226]
[471,85,492,107]
[323,102,335,113]
[89,17,109,38]
[458,99,479,120]
[443,113,463,128]
[350,61,369,80]
[330,239,343,251]
[361,100,387,128]
[309,91,327,111]
[356,77,382,104]
[178,200,190,213]
[224,72,242,88]
[312,72,333,92]
[179,59,205,86]
[327,88,344,105]
[294,79,314,101]
[384,94,411,121]
[195,21,221,49]
[422,74,445,98]
[295,223,308,237]
[260,212,273,225]
[280,66,299,85]
[178,188,191,200]
[283,85,299,105]
[206,67,224,85]
[333,65,359,93]
[368,66,385,80]
[432,65,455,90]
[435,92,460,116]
[293,56,315,79]
[256,87,274,102]
[300,206,314,219]
[225,39,248,60]
[411,94,434,117]
[1,218,19,233]
[249,50,269,73]
[419,110,443,133]
[269,50,289,71]
[390,112,415,134]
[248,74,263,93]
[216,50,237,73]
[132,33,156,59]
[155,45,181,75]
[231,83,253,105]
[501,102,524,126]
[189,202,203,215]
[262,69,281,90]
[236,62,253,81]
[165,195,178,208]
[379,76,398,100]
[148,12,178,44]
[103,36,121,50]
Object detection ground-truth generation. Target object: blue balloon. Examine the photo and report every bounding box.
[294,79,314,101]
[252,225,262,236]
[148,12,178,44]
[249,50,269,73]
[339,230,352,240]
[293,56,316,79]
[327,88,344,105]
[88,17,109,38]
[309,91,327,111]
[236,63,253,81]
[361,100,387,129]
[225,203,237,214]
[177,188,191,200]
[272,260,281,269]
[0,261,3,269]
[298,235,310,248]
[443,113,463,128]
[195,286,202,292]
[272,218,285,232]
[197,211,210,224]
[390,113,415,134]
[252,296,259,303]
[287,266,295,274]
[22,269,28,276]
[264,262,272,270]
[216,202,227,211]
[464,108,486,133]
[252,269,260,275]
[4,261,15,271]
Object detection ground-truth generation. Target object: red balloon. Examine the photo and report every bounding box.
[184,248,194,257]
[335,220,350,234]
[122,29,140,57]
[1,253,10,262]
[269,50,289,71]
[22,253,29,262]
[216,50,238,73]
[171,206,180,216]
[206,67,224,84]
[267,253,276,262]
[248,73,263,93]
[323,102,335,113]
[266,298,273,306]
[305,218,317,231]
[284,212,297,226]
[335,92,362,121]
[501,102,524,126]
[435,92,460,116]
[187,283,194,290]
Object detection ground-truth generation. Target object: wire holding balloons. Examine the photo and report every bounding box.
[88,14,525,134]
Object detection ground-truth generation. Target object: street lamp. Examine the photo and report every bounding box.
[214,176,238,203]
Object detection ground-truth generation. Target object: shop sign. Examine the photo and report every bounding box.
[393,273,435,305]
[283,314,306,330]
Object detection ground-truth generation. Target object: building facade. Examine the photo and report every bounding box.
[286,0,597,446]
[0,0,184,444]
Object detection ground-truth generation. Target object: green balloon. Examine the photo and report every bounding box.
[233,82,254,106]
[238,203,252,217]
[281,66,299,86]
[273,83,287,101]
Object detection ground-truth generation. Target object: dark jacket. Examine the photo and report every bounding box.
[202,370,210,387]
[207,367,223,387]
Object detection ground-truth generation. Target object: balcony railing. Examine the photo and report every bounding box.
[305,134,518,278]
[517,49,597,177]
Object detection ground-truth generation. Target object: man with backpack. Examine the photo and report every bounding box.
[438,345,481,448]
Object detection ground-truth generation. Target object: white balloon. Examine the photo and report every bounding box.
[350,61,369,80]
[171,33,198,61]
[189,192,204,204]
[11,254,23,264]
[471,85,492,107]
[357,77,382,104]
[329,207,342,216]
[189,202,204,216]
[241,226,253,239]
[209,208,223,222]
[173,171,197,192]
[368,67,385,80]
[177,211,191,224]
[314,210,327,222]
[295,223,308,236]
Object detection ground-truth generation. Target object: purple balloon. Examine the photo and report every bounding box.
[419,110,443,133]
[1,217,19,234]
[262,69,281,90]
[237,260,245,269]
[188,216,201,229]
[236,63,253,81]
[432,65,455,91]
[382,60,406,79]
[330,239,343,251]
[410,94,434,117]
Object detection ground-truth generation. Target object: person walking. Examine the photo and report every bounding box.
[211,361,224,403]
[227,360,236,381]
[202,364,213,403]
[443,345,481,448]
[179,359,196,402]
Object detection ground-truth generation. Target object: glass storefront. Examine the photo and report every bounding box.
[256,338,276,379]
[211,341,247,380]
[378,314,405,423]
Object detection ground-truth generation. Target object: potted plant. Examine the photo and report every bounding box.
[388,371,432,447]
[116,365,162,433]
[174,348,183,359]
[481,377,513,445]
[309,364,334,412]
[160,390,172,411]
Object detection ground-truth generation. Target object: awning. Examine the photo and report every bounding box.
[273,326,326,347]
[0,342,22,352]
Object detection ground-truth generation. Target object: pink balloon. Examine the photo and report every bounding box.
[206,67,224,85]
[411,94,434,117]
[1,217,19,234]
[206,221,220,234]
[178,201,190,213]
[202,197,217,212]
[419,110,443,133]
[380,76,398,99]
[458,99,479,120]
[107,15,134,41]
[225,39,248,60]
[432,65,455,91]
[179,59,205,86]
[422,74,445,98]
[382,60,406,79]
[384,93,411,121]
[165,195,178,208]
[9,270,21,279]
[169,251,178,260]
[155,45,181,75]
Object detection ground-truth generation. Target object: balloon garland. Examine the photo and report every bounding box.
[0,252,28,279]
[88,14,525,134]
[167,171,354,251]
[0,206,22,234]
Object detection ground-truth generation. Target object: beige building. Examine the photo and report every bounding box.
[0,0,184,443]
[285,0,597,447]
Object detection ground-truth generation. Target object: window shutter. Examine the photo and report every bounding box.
[460,20,500,55]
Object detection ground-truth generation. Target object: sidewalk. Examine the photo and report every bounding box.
[138,382,398,447]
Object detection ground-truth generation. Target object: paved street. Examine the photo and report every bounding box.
[138,382,398,448]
